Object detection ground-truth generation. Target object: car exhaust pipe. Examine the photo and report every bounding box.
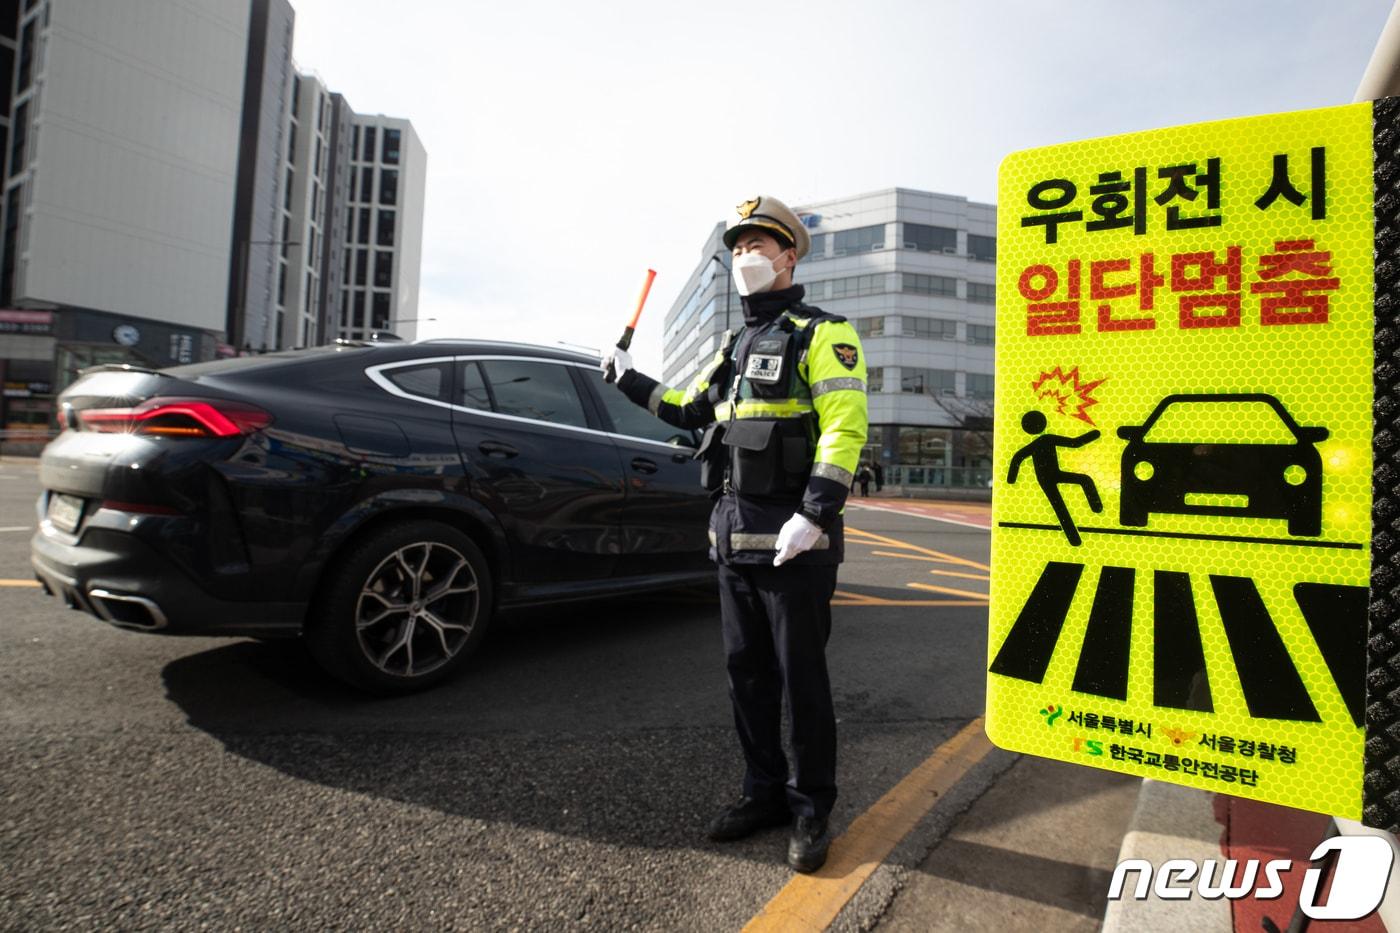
[87,589,168,631]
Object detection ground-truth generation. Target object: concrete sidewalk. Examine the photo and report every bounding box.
[1103,780,1387,932]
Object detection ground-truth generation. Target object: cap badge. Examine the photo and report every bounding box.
[736,197,760,219]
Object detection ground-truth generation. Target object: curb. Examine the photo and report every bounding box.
[1101,778,1231,933]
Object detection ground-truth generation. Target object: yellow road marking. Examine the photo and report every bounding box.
[867,551,990,581]
[0,579,40,587]
[845,526,990,573]
[742,717,994,932]
[907,581,990,601]
[831,588,985,608]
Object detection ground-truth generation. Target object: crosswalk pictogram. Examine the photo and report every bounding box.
[989,561,1366,726]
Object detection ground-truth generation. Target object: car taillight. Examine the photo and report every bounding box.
[77,397,273,438]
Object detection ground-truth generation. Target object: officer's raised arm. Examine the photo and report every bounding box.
[603,340,725,430]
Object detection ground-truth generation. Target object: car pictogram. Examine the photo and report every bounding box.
[1116,393,1328,536]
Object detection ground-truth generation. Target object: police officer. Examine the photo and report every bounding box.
[602,196,868,872]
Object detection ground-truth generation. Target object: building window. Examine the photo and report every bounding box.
[901,273,956,297]
[379,169,398,205]
[832,225,884,255]
[0,46,14,116]
[311,182,321,218]
[967,282,995,304]
[352,290,366,330]
[283,167,294,209]
[802,279,826,301]
[383,128,401,165]
[828,273,885,300]
[377,209,395,246]
[304,272,313,311]
[291,77,301,114]
[967,324,995,346]
[1,184,22,304]
[281,216,290,256]
[360,166,373,202]
[314,138,323,176]
[374,251,392,287]
[16,19,34,94]
[968,234,996,261]
[362,126,376,161]
[903,223,957,253]
[902,316,957,341]
[371,292,390,331]
[967,372,995,399]
[317,96,327,132]
[853,316,885,338]
[277,263,287,305]
[286,122,297,161]
[352,125,360,156]
[807,233,826,261]
[353,248,368,286]
[343,247,352,281]
[357,207,370,244]
[9,101,26,178]
[901,367,957,395]
[867,368,884,393]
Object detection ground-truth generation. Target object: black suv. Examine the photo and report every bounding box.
[30,340,713,691]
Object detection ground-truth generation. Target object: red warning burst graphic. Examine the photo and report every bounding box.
[1030,366,1106,426]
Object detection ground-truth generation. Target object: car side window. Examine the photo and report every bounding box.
[583,367,696,448]
[458,361,492,412]
[479,359,589,429]
[383,362,449,402]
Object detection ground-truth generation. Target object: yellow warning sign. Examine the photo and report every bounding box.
[989,101,1373,818]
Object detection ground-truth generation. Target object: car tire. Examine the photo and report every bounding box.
[306,519,493,694]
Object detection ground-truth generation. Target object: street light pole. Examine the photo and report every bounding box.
[705,251,733,332]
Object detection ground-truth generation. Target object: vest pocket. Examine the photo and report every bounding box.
[722,419,812,496]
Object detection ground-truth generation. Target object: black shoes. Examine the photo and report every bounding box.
[706,796,792,842]
[787,815,831,873]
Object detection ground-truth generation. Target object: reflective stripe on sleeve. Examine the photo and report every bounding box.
[810,377,866,398]
[647,384,667,415]
[811,462,854,486]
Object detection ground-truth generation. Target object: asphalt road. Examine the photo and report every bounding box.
[0,461,1016,931]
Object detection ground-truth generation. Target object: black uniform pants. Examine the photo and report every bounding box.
[716,561,839,819]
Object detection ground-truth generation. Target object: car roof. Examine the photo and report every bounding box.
[410,338,598,363]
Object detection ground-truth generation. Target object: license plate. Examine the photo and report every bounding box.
[47,493,84,533]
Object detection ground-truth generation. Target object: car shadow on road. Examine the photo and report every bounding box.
[158,584,825,860]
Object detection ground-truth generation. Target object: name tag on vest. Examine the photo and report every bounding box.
[744,335,787,384]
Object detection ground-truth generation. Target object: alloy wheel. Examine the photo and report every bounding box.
[354,541,480,677]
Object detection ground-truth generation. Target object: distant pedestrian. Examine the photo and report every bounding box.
[857,464,872,497]
[872,462,884,492]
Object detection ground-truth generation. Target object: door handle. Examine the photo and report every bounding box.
[672,451,691,464]
[631,457,658,474]
[478,440,518,459]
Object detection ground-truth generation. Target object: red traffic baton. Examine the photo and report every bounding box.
[605,269,657,384]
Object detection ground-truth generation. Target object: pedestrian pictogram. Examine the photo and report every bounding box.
[987,100,1381,820]
[1007,411,1102,546]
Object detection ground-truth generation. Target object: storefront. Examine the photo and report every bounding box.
[0,307,219,451]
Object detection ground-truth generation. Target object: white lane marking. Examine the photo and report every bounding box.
[846,501,992,531]
[0,526,32,532]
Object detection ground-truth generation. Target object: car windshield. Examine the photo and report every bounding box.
[1141,400,1299,445]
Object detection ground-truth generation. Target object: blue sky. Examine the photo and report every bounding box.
[290,0,1393,372]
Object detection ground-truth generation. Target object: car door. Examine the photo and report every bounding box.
[449,355,625,586]
[577,366,713,578]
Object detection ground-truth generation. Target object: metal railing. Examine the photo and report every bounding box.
[884,464,992,489]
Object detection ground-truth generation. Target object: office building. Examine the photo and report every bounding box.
[661,188,997,488]
[333,114,426,342]
[0,0,427,445]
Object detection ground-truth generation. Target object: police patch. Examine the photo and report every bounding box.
[833,344,859,370]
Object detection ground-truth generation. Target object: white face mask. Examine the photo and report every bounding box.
[732,251,784,296]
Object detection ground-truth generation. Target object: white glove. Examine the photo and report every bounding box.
[773,513,823,567]
[600,346,632,380]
